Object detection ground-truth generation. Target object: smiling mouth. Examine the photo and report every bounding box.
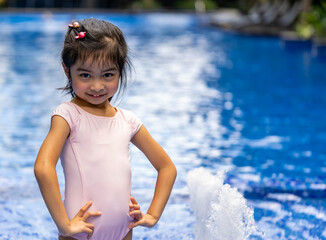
[88,93,106,98]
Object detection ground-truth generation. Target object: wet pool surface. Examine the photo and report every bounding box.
[0,12,325,239]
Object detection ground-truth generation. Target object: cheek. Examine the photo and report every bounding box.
[72,78,83,87]
[71,81,78,91]
[110,78,120,91]
[71,80,86,93]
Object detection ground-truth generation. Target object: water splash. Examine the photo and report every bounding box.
[187,168,259,240]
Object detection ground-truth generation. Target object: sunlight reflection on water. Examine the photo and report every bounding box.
[0,13,326,240]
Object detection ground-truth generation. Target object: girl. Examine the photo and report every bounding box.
[34,18,177,240]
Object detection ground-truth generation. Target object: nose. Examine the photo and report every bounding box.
[90,79,104,92]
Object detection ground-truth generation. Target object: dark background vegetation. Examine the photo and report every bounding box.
[0,0,325,39]
[0,0,321,11]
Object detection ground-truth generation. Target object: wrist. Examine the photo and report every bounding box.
[146,212,159,226]
[58,221,71,236]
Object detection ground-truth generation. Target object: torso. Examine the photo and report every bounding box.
[53,102,142,240]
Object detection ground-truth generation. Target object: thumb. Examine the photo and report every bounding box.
[128,220,143,229]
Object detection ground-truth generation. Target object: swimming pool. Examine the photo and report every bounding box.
[0,12,325,240]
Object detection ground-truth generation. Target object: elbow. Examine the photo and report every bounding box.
[168,162,177,181]
[34,161,51,181]
[158,161,177,181]
[173,164,177,181]
[34,163,44,181]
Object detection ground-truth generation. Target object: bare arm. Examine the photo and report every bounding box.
[129,125,177,228]
[34,115,100,238]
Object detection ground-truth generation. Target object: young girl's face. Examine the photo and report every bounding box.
[65,59,120,106]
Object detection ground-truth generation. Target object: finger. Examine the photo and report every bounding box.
[128,220,143,229]
[130,196,138,205]
[85,223,94,230]
[82,211,102,221]
[129,210,142,216]
[129,210,142,220]
[83,226,93,234]
[86,224,94,239]
[76,201,93,217]
[129,204,140,210]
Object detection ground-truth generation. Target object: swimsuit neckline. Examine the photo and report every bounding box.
[68,101,119,119]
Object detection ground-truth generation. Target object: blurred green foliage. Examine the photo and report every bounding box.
[0,0,7,7]
[296,1,326,39]
[132,0,162,9]
[175,0,218,10]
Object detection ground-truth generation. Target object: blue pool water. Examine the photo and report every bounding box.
[0,12,325,239]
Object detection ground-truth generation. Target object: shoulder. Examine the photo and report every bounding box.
[116,108,143,137]
[52,102,81,131]
[53,102,80,114]
[117,108,141,123]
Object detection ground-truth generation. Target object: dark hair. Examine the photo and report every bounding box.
[61,18,131,101]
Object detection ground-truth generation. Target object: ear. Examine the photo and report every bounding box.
[62,62,71,79]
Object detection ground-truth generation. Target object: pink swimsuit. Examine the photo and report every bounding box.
[53,102,142,240]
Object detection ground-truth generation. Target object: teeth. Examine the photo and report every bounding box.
[88,93,104,97]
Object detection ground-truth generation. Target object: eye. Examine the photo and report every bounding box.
[103,73,113,78]
[80,73,90,78]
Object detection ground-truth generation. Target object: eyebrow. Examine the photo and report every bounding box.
[103,67,118,72]
[76,67,118,72]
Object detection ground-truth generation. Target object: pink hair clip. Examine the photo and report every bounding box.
[75,31,86,39]
[68,21,80,28]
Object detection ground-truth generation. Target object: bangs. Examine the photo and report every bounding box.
[76,37,124,71]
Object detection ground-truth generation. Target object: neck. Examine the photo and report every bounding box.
[72,96,111,109]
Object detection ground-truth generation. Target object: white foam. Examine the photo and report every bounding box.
[187,168,258,240]
[267,193,301,202]
[245,135,289,149]
[292,205,326,221]
[310,183,326,190]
